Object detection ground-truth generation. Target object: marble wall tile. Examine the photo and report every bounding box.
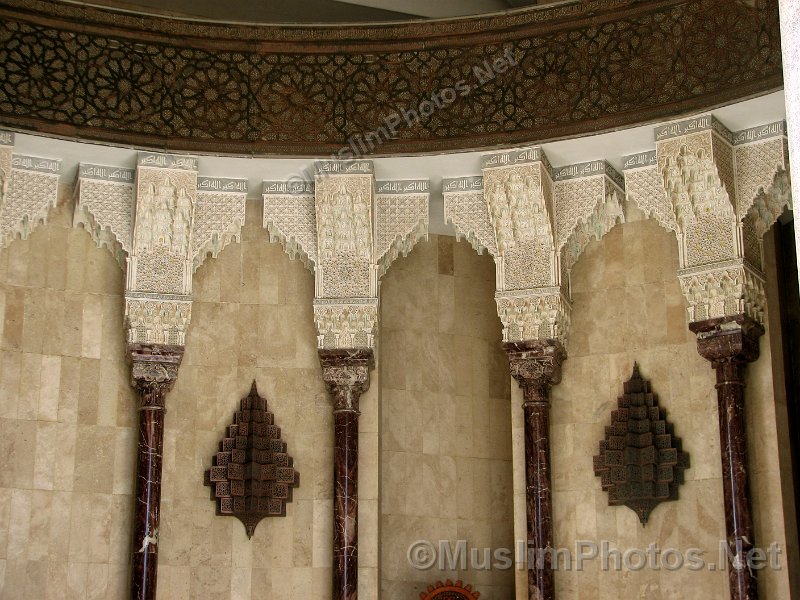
[539,218,795,598]
[379,236,514,600]
[0,197,794,599]
[0,204,135,600]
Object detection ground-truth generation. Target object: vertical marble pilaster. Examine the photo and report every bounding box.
[319,349,374,600]
[504,339,566,600]
[129,343,184,600]
[689,315,764,600]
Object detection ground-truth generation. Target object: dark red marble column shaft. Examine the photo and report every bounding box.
[319,348,374,600]
[129,343,184,600]
[690,315,764,600]
[504,339,566,600]
[333,409,359,598]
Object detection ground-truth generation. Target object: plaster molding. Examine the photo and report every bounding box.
[74,164,135,267]
[73,153,247,345]
[192,177,247,272]
[262,181,317,270]
[374,179,429,277]
[444,149,625,343]
[678,262,766,325]
[495,289,571,344]
[263,163,430,349]
[442,176,495,257]
[0,132,61,249]
[651,115,792,324]
[313,299,378,351]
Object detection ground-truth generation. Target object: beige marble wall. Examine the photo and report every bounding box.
[0,187,136,599]
[1,191,797,600]
[156,198,383,600]
[0,195,378,600]
[507,209,797,598]
[379,235,515,600]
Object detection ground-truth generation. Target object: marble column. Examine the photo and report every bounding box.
[319,348,374,600]
[504,339,566,600]
[779,0,800,292]
[689,315,764,600]
[129,343,184,600]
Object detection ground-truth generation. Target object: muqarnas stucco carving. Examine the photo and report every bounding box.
[205,382,300,538]
[593,364,689,525]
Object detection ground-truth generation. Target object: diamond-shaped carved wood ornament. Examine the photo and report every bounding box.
[593,364,689,525]
[205,381,300,538]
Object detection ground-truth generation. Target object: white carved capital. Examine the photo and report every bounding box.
[263,162,430,349]
[444,148,626,344]
[125,295,192,345]
[495,289,571,344]
[678,261,766,324]
[313,299,378,350]
[651,115,792,324]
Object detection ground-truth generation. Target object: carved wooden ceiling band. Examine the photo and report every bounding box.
[420,580,481,600]
[593,364,689,525]
[0,0,782,155]
[205,381,300,539]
